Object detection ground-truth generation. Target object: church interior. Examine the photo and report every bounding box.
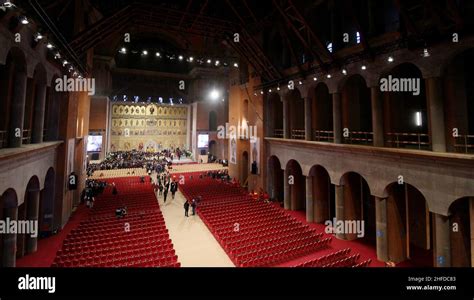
[0,0,473,270]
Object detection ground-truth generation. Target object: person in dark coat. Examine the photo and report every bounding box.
[163,186,169,203]
[112,183,118,196]
[184,201,190,217]
[191,199,197,216]
[170,181,177,200]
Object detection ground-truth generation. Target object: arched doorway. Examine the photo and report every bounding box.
[0,47,27,148]
[449,197,472,267]
[382,63,428,150]
[287,90,305,140]
[339,172,375,243]
[384,182,433,266]
[267,93,283,138]
[286,159,305,211]
[241,151,249,187]
[340,75,372,145]
[267,156,284,206]
[312,83,333,142]
[308,165,335,223]
[40,168,56,237]
[443,48,474,153]
[18,176,41,258]
[0,188,18,267]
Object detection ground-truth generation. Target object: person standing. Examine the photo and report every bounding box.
[163,185,169,203]
[184,201,190,217]
[171,181,177,200]
[191,199,197,216]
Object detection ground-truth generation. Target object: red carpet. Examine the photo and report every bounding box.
[16,204,90,267]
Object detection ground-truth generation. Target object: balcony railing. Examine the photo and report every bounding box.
[385,132,431,150]
[343,131,373,145]
[274,129,284,138]
[314,130,334,142]
[454,135,474,154]
[291,129,305,140]
[22,129,31,145]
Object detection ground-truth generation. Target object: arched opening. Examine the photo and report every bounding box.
[286,159,305,211]
[382,63,429,150]
[241,151,249,186]
[44,75,61,141]
[209,110,217,131]
[267,93,283,138]
[339,172,375,243]
[340,75,372,145]
[312,83,333,142]
[0,47,27,148]
[449,197,472,267]
[26,64,47,144]
[443,48,474,153]
[18,176,40,258]
[267,155,284,206]
[208,140,217,159]
[287,90,305,140]
[40,168,56,237]
[384,182,433,266]
[0,188,18,267]
[308,165,335,223]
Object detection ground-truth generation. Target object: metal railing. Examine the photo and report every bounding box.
[274,129,284,138]
[22,129,31,145]
[454,135,474,154]
[343,131,373,145]
[291,129,305,140]
[385,132,431,150]
[314,130,334,142]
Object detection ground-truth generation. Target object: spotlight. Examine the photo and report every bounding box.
[178,55,183,61]
[233,62,238,68]
[269,89,272,93]
[207,59,212,64]
[361,65,367,70]
[260,90,264,95]
[189,56,194,62]
[3,1,13,8]
[62,60,68,66]
[159,97,163,103]
[313,77,318,81]
[277,86,280,91]
[298,81,302,85]
[119,47,127,54]
[46,43,54,49]
[78,75,83,79]
[326,74,332,79]
[142,50,148,56]
[155,52,161,57]
[342,69,347,75]
[215,60,220,66]
[35,33,43,41]
[423,48,430,57]
[19,16,28,25]
[387,56,394,63]
[209,89,220,101]
[54,52,61,59]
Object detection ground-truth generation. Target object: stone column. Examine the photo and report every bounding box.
[375,197,388,262]
[425,77,446,152]
[304,97,312,141]
[434,213,451,267]
[31,83,48,144]
[26,189,40,254]
[282,95,290,139]
[371,87,384,147]
[305,176,314,222]
[470,198,474,267]
[335,184,345,239]
[283,168,290,210]
[332,93,342,144]
[8,70,28,148]
[2,206,18,267]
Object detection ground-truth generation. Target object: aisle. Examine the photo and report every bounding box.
[157,190,234,267]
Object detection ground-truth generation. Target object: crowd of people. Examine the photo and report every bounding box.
[86,148,190,176]
[81,179,108,208]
